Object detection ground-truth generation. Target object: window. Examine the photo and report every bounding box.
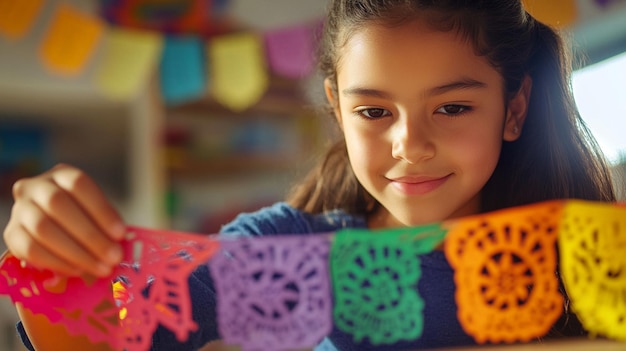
[572,51,626,165]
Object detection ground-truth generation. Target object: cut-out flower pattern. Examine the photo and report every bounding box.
[0,226,220,351]
[559,201,626,341]
[0,254,119,344]
[209,234,333,351]
[331,225,447,345]
[115,227,220,350]
[479,251,535,309]
[444,201,565,343]
[0,200,625,350]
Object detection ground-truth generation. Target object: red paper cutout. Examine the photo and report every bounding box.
[116,227,220,350]
[0,226,220,351]
[0,254,119,340]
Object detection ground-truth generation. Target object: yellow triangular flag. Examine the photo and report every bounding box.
[209,32,269,112]
[95,28,163,101]
[39,3,104,76]
[522,0,578,28]
[0,0,44,40]
[559,201,626,341]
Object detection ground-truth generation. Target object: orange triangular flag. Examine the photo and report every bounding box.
[0,0,43,40]
[522,0,578,28]
[40,3,104,76]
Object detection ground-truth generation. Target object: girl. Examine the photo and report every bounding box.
[3,0,616,350]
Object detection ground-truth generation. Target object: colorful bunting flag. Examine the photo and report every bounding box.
[559,201,626,341]
[39,3,104,76]
[264,22,317,79]
[0,0,44,40]
[1,0,319,111]
[159,35,206,105]
[331,225,446,345]
[99,0,230,36]
[209,32,269,112]
[210,234,333,351]
[1,200,625,350]
[95,28,163,101]
[444,201,564,343]
[0,226,220,351]
[522,0,578,28]
[593,0,619,7]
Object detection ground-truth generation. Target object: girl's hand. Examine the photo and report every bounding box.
[3,164,126,277]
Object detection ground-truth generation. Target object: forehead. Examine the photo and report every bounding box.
[336,20,503,93]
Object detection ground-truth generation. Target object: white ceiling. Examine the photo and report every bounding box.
[231,0,329,30]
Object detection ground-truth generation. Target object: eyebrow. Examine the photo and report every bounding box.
[341,77,488,99]
[427,78,487,96]
[341,87,392,99]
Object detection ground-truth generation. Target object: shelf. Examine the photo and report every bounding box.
[168,75,317,117]
[167,155,297,177]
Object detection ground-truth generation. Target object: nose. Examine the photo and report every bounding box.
[391,115,435,164]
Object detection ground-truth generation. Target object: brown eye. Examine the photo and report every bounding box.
[436,104,470,116]
[360,108,390,119]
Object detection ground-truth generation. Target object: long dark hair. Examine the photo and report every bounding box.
[287,0,616,337]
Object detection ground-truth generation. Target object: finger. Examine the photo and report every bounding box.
[25,181,123,268]
[5,222,85,277]
[18,200,114,277]
[49,164,126,241]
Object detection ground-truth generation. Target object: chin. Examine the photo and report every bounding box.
[397,210,446,227]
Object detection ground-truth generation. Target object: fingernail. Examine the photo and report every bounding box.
[106,246,122,265]
[96,263,111,277]
[110,223,126,240]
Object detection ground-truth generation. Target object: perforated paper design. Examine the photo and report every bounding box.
[444,201,564,343]
[0,254,119,343]
[1,200,625,350]
[114,227,220,350]
[559,201,626,341]
[330,225,447,345]
[0,226,219,351]
[209,234,333,351]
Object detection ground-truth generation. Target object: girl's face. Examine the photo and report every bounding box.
[326,20,529,228]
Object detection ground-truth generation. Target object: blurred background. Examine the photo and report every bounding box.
[0,0,625,350]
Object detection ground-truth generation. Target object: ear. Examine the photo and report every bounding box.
[503,75,532,142]
[324,78,343,127]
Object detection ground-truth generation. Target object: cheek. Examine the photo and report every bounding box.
[342,125,388,174]
[447,124,503,173]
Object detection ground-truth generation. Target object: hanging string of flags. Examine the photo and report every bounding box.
[0,199,624,351]
[0,0,320,111]
[1,0,622,111]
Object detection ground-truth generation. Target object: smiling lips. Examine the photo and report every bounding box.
[389,174,451,195]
